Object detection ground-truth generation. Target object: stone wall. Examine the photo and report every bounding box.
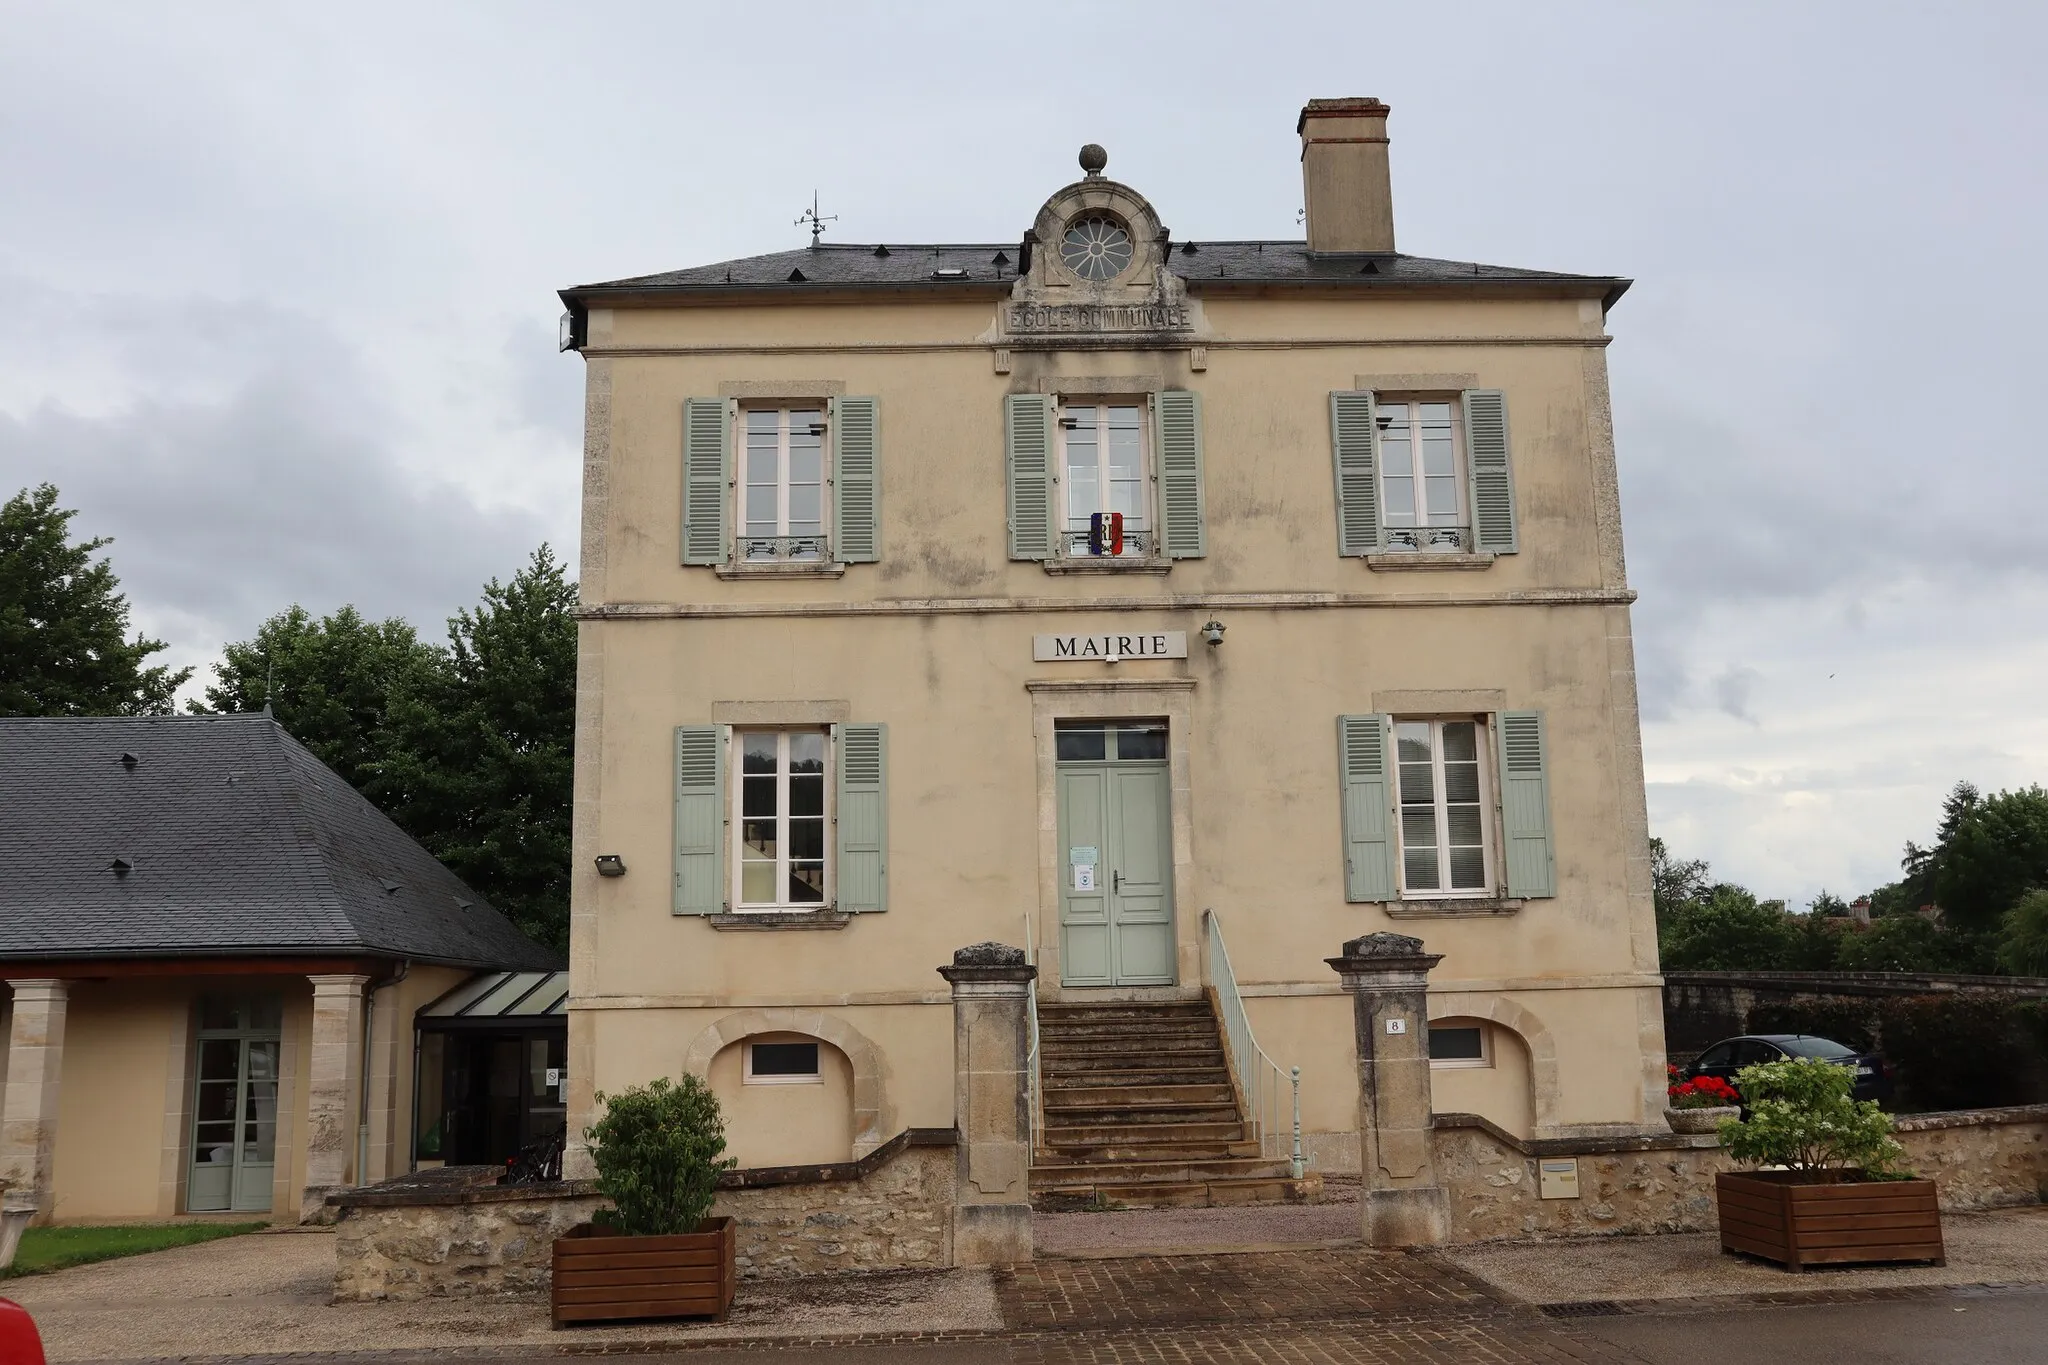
[1435,1104,2048,1243]
[1662,971,2048,1054]
[331,1130,956,1300]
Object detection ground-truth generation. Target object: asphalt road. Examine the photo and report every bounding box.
[1574,1288,2048,1365]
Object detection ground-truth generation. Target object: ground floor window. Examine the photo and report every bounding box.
[1395,717,1493,895]
[1428,1021,1492,1069]
[744,1039,822,1084]
[735,728,828,908]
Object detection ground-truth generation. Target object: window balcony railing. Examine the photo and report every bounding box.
[1381,525,1472,553]
[738,534,830,562]
[1059,528,1157,559]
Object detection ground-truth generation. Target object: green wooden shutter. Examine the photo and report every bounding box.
[1337,714,1396,902]
[1330,391,1382,556]
[673,725,725,914]
[832,396,880,563]
[681,398,731,565]
[1005,393,1055,561]
[1463,389,1519,554]
[1154,389,1206,559]
[1497,710,1555,897]
[835,723,888,913]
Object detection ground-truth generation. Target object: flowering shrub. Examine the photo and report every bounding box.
[1719,1057,1906,1180]
[1666,1065,1742,1111]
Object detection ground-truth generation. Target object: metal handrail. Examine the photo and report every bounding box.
[1202,909,1304,1178]
[1023,913,1044,1156]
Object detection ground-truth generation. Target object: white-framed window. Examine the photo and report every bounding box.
[743,1038,823,1085]
[1394,717,1494,896]
[740,405,828,561]
[1058,400,1152,558]
[1376,398,1468,552]
[1428,1021,1492,1069]
[733,729,828,910]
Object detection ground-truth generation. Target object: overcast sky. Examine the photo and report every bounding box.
[4,2,2043,907]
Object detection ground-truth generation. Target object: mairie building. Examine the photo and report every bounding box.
[558,98,1668,1198]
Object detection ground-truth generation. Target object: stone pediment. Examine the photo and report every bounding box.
[989,146,1204,350]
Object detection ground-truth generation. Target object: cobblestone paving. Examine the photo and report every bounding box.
[995,1248,1503,1332]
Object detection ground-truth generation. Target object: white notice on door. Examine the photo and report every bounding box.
[1072,864,1096,892]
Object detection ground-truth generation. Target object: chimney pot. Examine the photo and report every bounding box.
[1298,97,1395,255]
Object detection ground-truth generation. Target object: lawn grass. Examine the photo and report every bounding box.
[0,1222,267,1278]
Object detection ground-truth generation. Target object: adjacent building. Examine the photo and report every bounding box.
[0,714,560,1223]
[558,98,1667,1188]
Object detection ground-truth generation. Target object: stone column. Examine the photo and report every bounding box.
[301,974,369,1222]
[0,980,70,1225]
[1326,934,1449,1247]
[937,943,1036,1266]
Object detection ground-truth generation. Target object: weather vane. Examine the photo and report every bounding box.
[795,191,837,244]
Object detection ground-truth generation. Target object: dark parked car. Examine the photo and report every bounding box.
[1685,1033,1894,1105]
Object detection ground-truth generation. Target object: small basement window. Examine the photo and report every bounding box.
[1428,1024,1490,1069]
[744,1039,822,1084]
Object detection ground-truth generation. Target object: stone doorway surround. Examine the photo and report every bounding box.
[1025,677,1198,999]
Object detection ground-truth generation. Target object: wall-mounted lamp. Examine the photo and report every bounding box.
[1201,619,1226,646]
[594,854,628,878]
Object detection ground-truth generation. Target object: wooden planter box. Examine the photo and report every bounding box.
[1715,1171,1943,1271]
[551,1217,736,1326]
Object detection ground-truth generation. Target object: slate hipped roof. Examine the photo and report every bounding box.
[562,241,1629,309]
[0,714,560,970]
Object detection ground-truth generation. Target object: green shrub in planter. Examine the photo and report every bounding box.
[584,1076,737,1236]
[1719,1056,1905,1179]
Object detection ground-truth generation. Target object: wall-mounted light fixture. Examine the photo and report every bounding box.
[1201,619,1226,646]
[595,854,627,878]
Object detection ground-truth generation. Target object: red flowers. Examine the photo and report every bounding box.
[1667,1064,1741,1110]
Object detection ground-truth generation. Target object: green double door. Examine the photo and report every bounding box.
[1057,723,1176,986]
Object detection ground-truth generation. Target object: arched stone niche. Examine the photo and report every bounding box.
[681,1009,888,1158]
[1428,996,1561,1137]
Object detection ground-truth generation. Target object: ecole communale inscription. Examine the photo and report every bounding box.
[1008,303,1193,334]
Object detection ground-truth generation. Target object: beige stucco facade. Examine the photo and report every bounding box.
[564,104,1666,1176]
[0,966,463,1224]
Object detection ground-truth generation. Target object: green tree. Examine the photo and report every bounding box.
[1651,837,1713,933]
[195,604,443,794]
[1719,1057,1904,1177]
[1785,910,1851,970]
[1997,889,2048,977]
[1833,912,1991,973]
[1,483,190,715]
[1929,785,2048,936]
[1660,884,1796,970]
[1809,890,1849,917]
[378,546,577,950]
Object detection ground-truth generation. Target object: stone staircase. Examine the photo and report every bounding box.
[1029,998,1318,1208]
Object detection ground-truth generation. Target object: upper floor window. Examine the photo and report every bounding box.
[735,728,828,909]
[1059,401,1152,558]
[1395,717,1494,896]
[741,406,828,562]
[1376,399,1469,553]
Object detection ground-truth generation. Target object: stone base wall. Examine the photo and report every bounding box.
[1435,1105,2048,1243]
[720,1143,953,1278]
[331,1134,957,1300]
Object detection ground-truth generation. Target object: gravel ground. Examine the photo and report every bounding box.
[5,1227,1001,1362]
[1033,1180,1361,1256]
[1447,1204,2048,1305]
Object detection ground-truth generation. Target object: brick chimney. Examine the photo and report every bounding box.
[1298,98,1395,255]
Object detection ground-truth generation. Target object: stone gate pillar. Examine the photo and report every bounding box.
[1327,933,1448,1247]
[0,980,71,1226]
[937,943,1036,1265]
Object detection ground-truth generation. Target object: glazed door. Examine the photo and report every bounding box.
[1058,760,1175,986]
[188,1034,279,1213]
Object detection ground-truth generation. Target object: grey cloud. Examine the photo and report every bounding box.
[1710,668,1762,724]
[0,309,556,659]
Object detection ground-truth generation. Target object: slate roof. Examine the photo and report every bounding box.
[562,241,1629,308]
[0,714,561,969]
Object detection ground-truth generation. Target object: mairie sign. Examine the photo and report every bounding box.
[1033,631,1187,662]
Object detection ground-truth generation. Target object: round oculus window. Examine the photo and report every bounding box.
[1060,214,1134,281]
